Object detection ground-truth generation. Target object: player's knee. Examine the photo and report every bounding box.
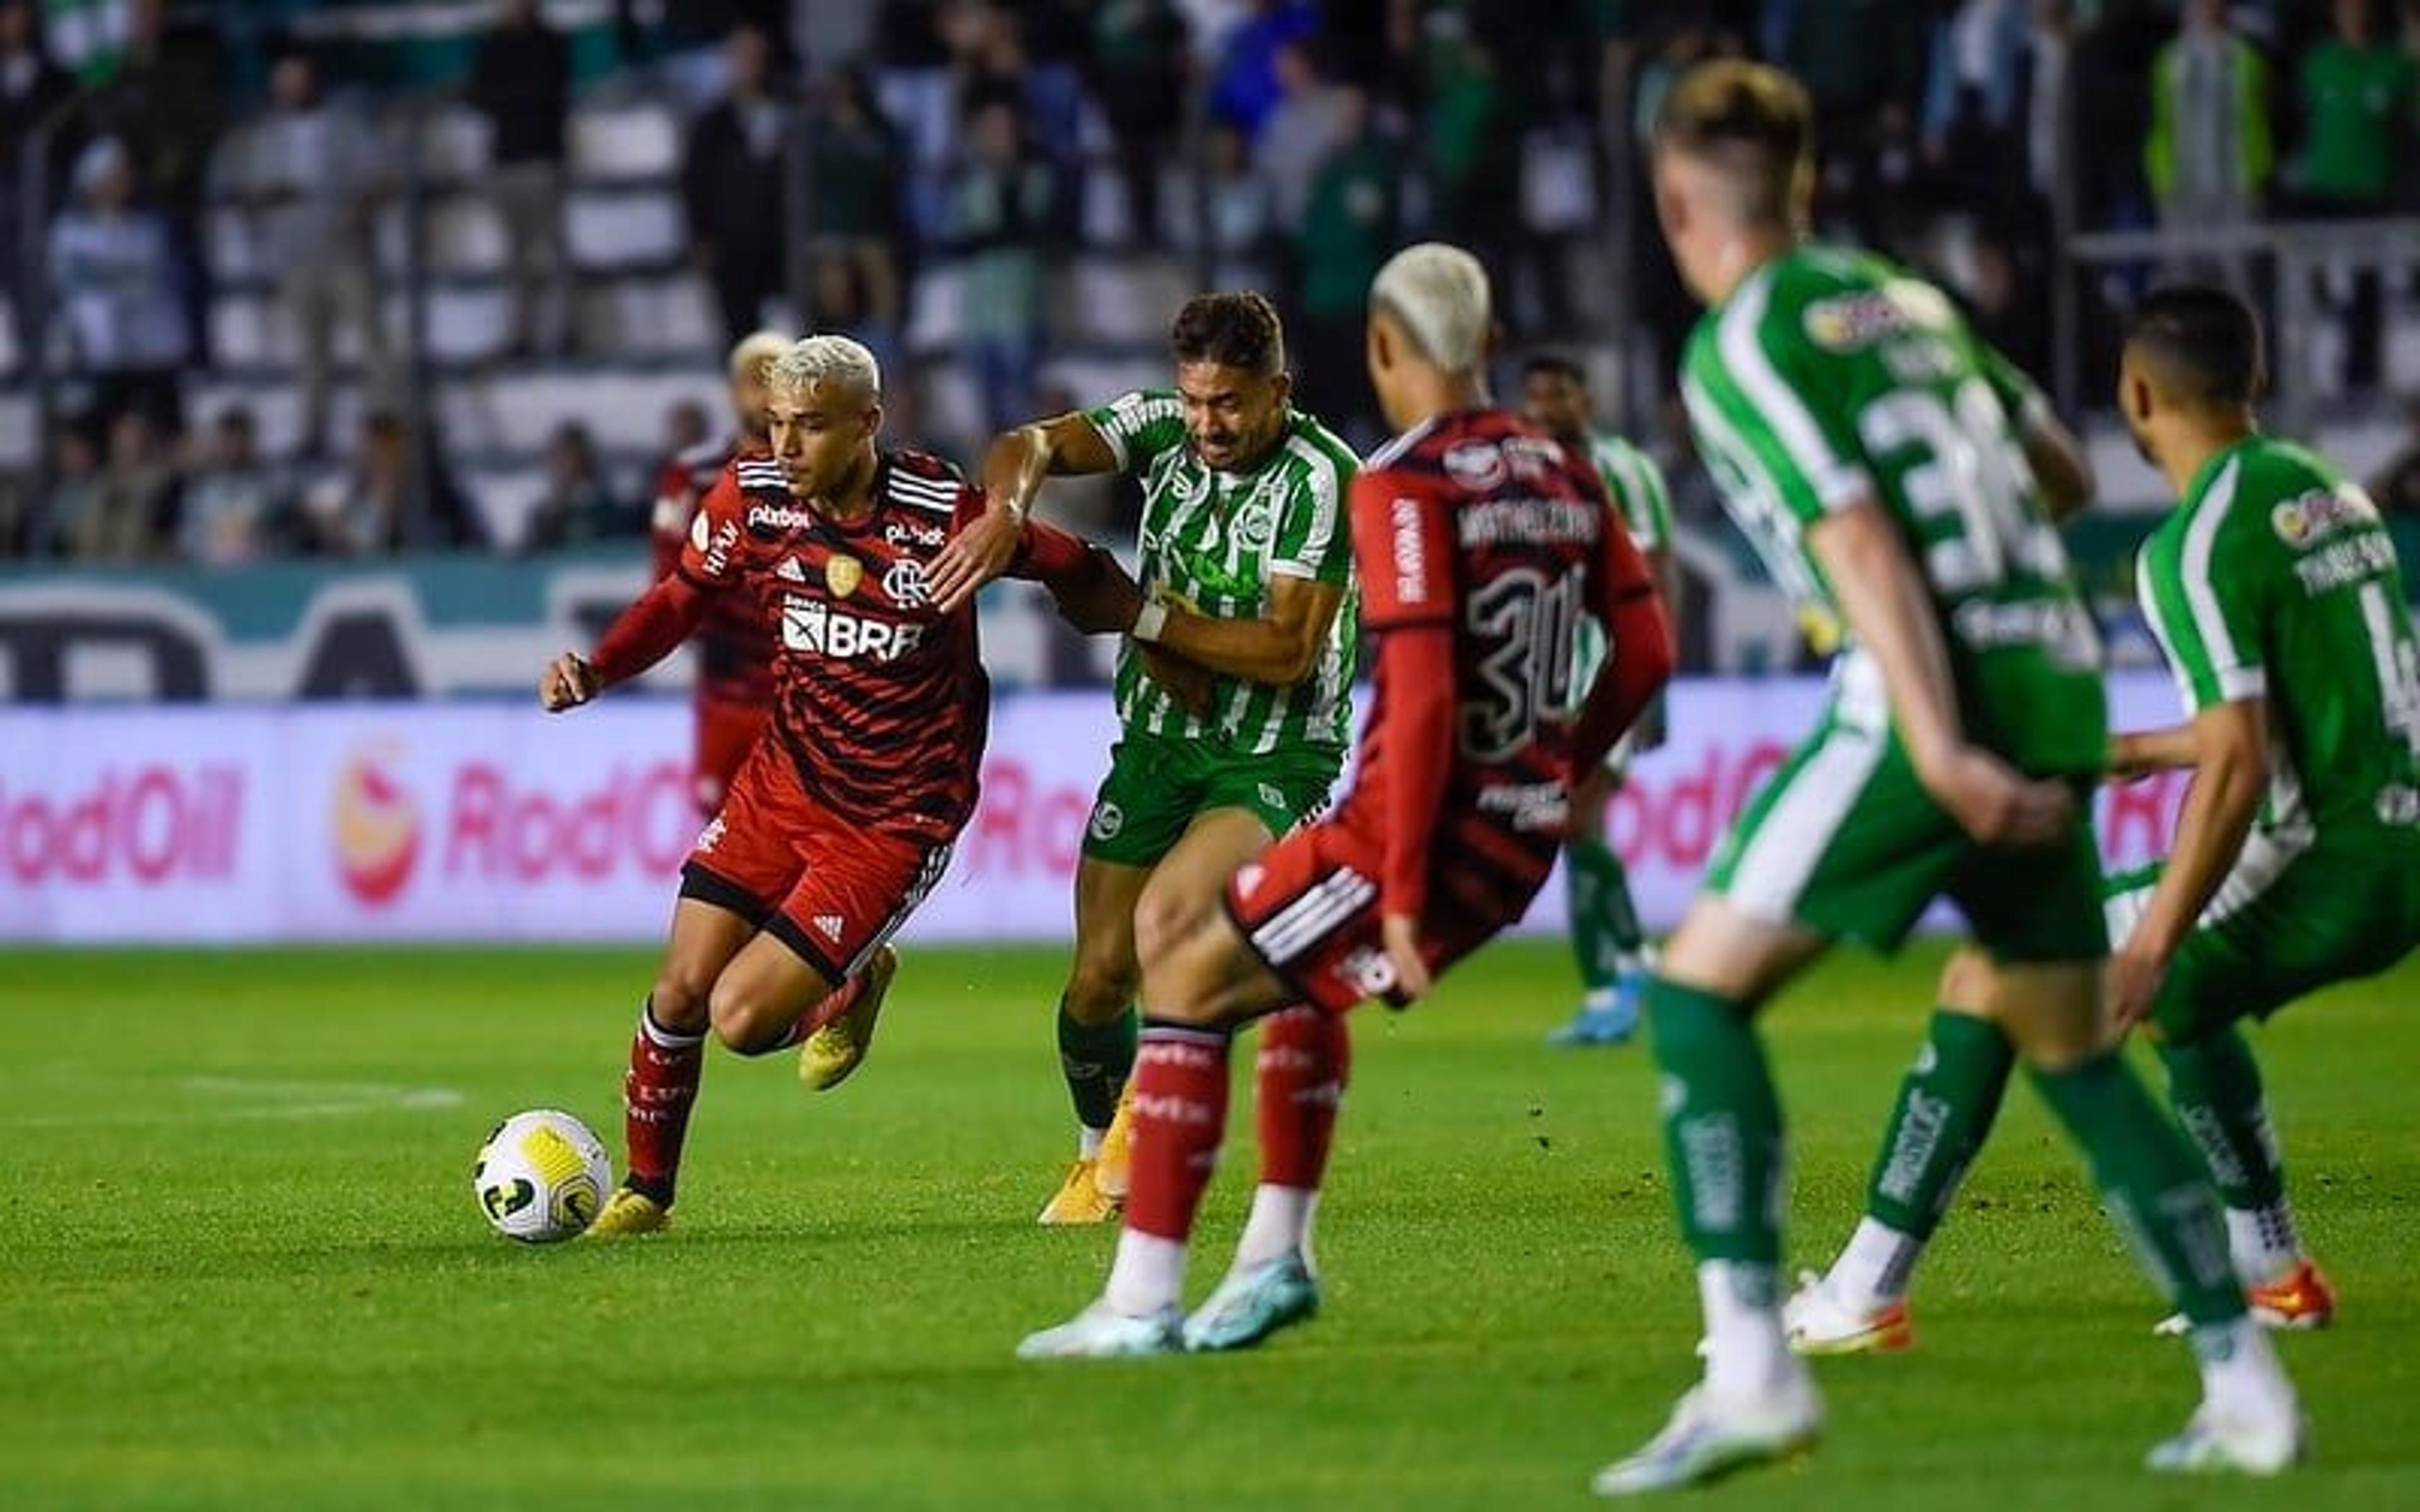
[648,970,715,1035]
[705,976,783,1055]
[1132,880,1216,969]
[1064,949,1139,1022]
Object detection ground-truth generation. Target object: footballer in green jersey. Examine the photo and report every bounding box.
[933,292,1359,1228]
[1792,285,2420,1358]
[1593,64,2300,1499]
[1521,353,1678,1046]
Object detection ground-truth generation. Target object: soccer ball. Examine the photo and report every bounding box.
[473,1109,611,1243]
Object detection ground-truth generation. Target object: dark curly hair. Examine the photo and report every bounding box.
[1170,292,1288,376]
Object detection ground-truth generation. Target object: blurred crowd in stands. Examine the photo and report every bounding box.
[3,0,2420,564]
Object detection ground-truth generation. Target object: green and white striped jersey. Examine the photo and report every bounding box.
[2140,435,2420,854]
[1085,389,1359,753]
[1679,243,2104,774]
[1589,433,1672,553]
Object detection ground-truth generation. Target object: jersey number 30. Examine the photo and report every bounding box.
[1463,568,1585,761]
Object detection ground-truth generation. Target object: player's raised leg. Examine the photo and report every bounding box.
[1040,853,1150,1225]
[776,823,945,1091]
[1786,951,2016,1351]
[1017,885,1297,1358]
[1592,898,1827,1496]
[589,896,756,1237]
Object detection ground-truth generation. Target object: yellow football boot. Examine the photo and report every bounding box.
[1092,1081,1137,1201]
[800,944,898,1092]
[582,1186,671,1239]
[1037,1159,1119,1225]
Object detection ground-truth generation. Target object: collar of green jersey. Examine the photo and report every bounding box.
[2181,431,2262,509]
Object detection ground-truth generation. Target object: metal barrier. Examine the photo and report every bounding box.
[2058,218,2420,435]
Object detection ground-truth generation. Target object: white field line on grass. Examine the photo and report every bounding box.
[7,1076,464,1126]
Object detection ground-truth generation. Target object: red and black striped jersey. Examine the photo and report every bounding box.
[650,434,777,708]
[676,447,1008,840]
[1339,408,1653,917]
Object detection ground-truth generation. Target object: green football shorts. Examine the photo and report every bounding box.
[1080,734,1342,869]
[2105,831,2420,1044]
[1705,709,2105,963]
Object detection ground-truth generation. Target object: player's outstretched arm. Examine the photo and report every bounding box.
[2111,699,2267,1027]
[1809,498,2073,847]
[1014,517,1143,634]
[559,573,712,705]
[1137,575,1344,687]
[931,414,1121,613]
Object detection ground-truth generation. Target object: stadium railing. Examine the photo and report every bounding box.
[2055,217,2420,438]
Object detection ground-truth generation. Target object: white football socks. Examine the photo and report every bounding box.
[1698,1261,1795,1401]
[1828,1216,1922,1312]
[2191,1315,2298,1422]
[1233,1184,1317,1273]
[2224,1203,2303,1287]
[1104,1229,1186,1317]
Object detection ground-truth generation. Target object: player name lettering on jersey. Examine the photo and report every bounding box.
[2295,532,2397,595]
[1456,497,1604,547]
[1388,496,1429,606]
[778,597,927,662]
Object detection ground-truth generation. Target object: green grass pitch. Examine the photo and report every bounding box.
[6,940,2415,1508]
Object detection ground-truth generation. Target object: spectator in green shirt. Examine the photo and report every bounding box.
[2293,0,2414,387]
[1289,88,1396,447]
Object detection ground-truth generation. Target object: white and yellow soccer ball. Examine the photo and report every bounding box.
[473,1109,611,1243]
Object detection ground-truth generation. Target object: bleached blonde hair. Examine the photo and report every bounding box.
[767,335,882,403]
[728,329,791,382]
[1371,243,1492,375]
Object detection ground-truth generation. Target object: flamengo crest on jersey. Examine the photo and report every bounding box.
[674,449,991,837]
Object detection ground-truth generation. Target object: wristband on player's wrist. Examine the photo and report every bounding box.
[1131,599,1170,643]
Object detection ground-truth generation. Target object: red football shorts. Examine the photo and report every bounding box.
[679,739,953,982]
[1222,813,1537,1013]
[693,696,771,817]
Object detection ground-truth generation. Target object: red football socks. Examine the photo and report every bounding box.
[1257,1005,1350,1189]
[1122,1021,1235,1242]
[624,1000,704,1200]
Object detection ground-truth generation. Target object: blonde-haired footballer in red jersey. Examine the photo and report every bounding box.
[1019,244,1674,1356]
[648,329,788,816]
[543,335,1143,1237]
